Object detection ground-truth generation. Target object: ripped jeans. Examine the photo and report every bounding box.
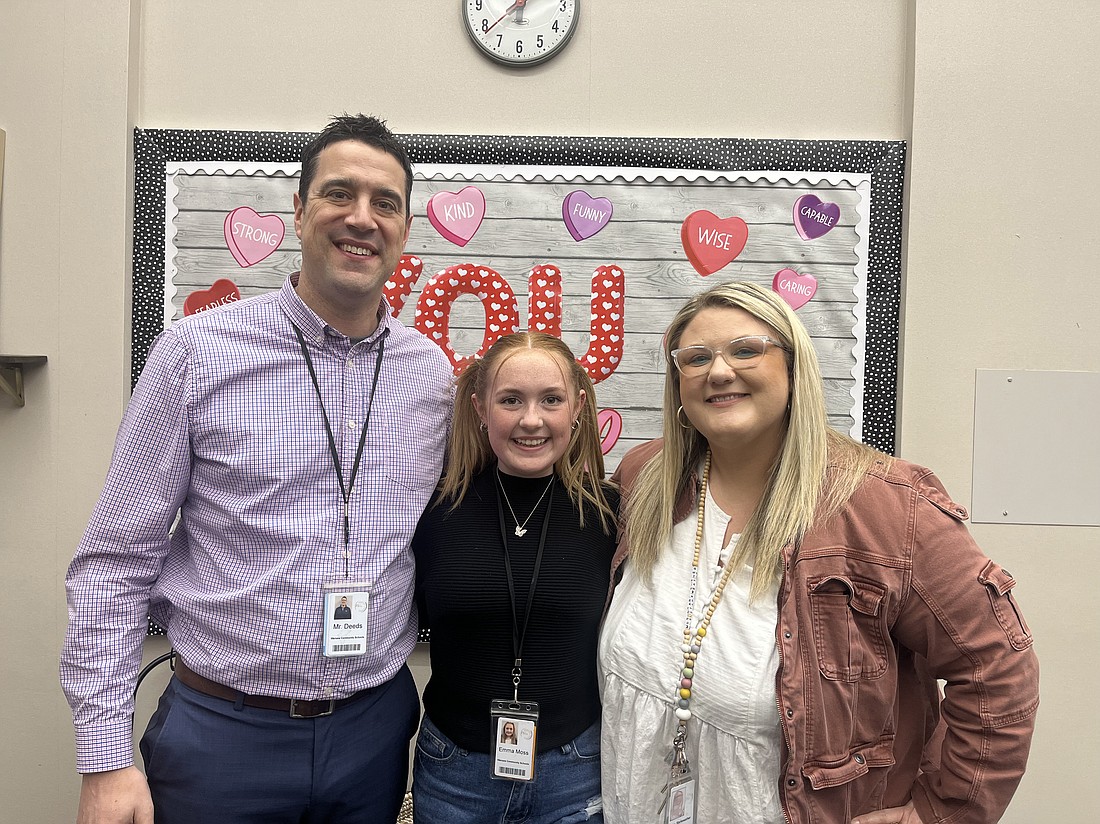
[412,714,604,824]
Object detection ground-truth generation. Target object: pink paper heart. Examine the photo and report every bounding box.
[427,186,486,247]
[680,210,748,276]
[793,194,840,240]
[223,207,285,267]
[772,269,817,310]
[563,190,613,241]
[184,278,241,316]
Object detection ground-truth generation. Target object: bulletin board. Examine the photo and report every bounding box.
[132,129,906,465]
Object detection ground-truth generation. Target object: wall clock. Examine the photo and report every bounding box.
[463,0,578,67]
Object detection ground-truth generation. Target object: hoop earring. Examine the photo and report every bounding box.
[676,406,692,429]
[571,419,579,431]
[479,422,488,432]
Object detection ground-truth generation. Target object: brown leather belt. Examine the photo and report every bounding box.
[173,657,368,719]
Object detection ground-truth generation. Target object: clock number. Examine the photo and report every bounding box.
[516,39,523,54]
[537,35,544,48]
[560,0,567,9]
[496,33,503,47]
[475,0,483,9]
[552,20,560,32]
[481,18,489,32]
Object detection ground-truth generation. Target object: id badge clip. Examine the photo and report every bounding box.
[489,698,539,781]
[322,582,370,658]
[660,724,697,824]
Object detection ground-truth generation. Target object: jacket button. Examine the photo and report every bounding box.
[787,778,797,787]
[784,631,792,639]
[854,754,865,765]
[786,708,794,718]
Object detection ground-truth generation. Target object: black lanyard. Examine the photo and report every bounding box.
[293,323,386,577]
[495,473,554,699]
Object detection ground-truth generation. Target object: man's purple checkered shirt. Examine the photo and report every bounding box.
[61,276,453,773]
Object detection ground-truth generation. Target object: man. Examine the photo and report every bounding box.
[334,596,352,620]
[61,114,453,823]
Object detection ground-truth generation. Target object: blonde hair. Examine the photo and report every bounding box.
[625,281,890,600]
[439,332,614,532]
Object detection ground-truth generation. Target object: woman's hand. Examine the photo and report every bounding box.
[852,800,926,824]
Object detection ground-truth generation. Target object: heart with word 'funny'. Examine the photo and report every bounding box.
[562,190,613,241]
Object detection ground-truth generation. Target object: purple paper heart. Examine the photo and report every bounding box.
[563,191,613,241]
[793,194,841,240]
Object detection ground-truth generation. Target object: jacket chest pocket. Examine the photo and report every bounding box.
[808,575,889,681]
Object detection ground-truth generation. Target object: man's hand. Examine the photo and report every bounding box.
[852,800,926,824]
[77,766,154,824]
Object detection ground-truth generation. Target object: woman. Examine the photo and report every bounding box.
[413,332,618,823]
[599,282,1039,824]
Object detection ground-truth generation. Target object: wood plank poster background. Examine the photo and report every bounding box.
[134,130,905,465]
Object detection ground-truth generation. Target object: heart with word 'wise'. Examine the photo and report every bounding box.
[681,210,748,276]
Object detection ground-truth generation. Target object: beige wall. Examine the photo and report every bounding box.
[903,2,1100,815]
[0,1,1094,820]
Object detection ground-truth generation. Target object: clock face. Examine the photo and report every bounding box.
[463,0,578,67]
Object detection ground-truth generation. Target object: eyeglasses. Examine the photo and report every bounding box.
[670,335,789,375]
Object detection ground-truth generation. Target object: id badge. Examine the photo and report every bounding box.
[322,582,370,658]
[489,699,539,781]
[664,773,697,824]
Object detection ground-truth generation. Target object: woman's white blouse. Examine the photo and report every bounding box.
[599,484,783,823]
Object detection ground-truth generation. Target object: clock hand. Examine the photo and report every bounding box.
[486,0,527,33]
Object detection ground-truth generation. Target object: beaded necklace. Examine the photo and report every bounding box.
[667,450,740,788]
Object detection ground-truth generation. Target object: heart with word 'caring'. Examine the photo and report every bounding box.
[772,269,818,310]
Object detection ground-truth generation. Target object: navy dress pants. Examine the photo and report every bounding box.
[140,665,419,824]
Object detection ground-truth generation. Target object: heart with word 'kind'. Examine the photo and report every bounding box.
[427,186,486,247]
[680,210,749,276]
[223,207,285,267]
[772,269,817,310]
[562,190,613,241]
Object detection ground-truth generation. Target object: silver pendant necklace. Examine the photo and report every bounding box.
[496,469,554,537]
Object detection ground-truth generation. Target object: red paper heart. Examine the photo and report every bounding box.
[184,278,241,316]
[681,211,748,276]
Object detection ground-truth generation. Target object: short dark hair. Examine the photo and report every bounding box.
[298,114,413,216]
